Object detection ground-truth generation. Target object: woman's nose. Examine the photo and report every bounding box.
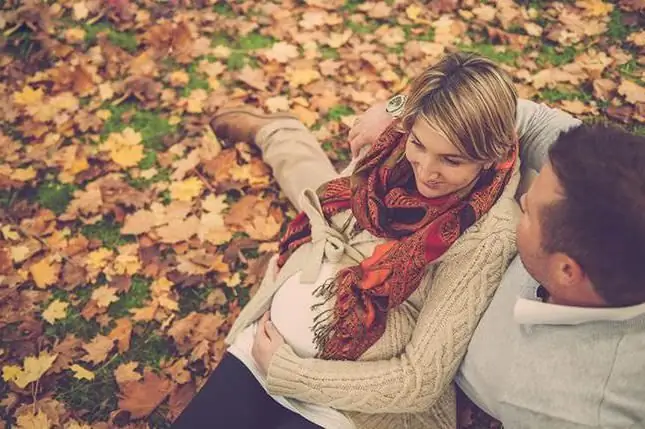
[417,161,441,182]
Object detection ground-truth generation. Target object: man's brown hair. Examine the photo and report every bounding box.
[543,124,645,306]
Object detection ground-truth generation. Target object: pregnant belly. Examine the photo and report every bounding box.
[270,263,336,358]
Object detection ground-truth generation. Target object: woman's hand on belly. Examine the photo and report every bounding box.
[252,312,286,377]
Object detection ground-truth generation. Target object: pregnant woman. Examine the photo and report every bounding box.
[172,52,521,429]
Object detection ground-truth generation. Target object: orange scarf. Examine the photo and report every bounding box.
[278,122,516,360]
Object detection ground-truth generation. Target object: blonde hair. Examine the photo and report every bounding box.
[400,52,518,162]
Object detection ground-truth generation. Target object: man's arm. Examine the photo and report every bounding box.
[515,99,581,171]
[348,98,582,172]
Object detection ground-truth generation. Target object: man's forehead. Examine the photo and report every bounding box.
[531,163,565,205]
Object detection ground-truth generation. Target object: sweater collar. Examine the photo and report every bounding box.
[513,264,645,325]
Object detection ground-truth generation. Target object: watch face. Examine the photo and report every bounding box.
[387,95,406,114]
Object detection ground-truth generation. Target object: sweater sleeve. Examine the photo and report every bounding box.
[265,213,517,413]
[516,99,581,172]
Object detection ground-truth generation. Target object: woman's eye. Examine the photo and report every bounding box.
[442,157,461,166]
[412,139,424,149]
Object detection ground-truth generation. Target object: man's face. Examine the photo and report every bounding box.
[516,162,565,291]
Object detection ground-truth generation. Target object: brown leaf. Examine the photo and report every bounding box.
[167,382,196,422]
[108,318,133,353]
[163,357,191,384]
[237,66,268,91]
[592,78,618,101]
[618,80,645,104]
[118,369,173,419]
[81,335,115,365]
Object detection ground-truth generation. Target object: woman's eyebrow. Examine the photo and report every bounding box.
[411,130,467,159]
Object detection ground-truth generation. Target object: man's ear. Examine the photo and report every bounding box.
[556,253,606,307]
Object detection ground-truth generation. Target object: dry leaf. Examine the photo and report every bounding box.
[69,364,95,381]
[81,335,114,365]
[618,80,645,104]
[108,318,133,353]
[114,362,142,386]
[42,300,69,324]
[118,369,173,418]
[91,286,119,308]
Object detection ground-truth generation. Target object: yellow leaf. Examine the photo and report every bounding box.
[223,272,241,288]
[42,300,69,324]
[13,86,44,106]
[170,177,204,202]
[406,4,430,24]
[114,361,142,385]
[576,0,613,16]
[102,127,144,168]
[11,352,58,389]
[87,248,113,271]
[11,245,31,263]
[96,109,112,120]
[73,2,89,20]
[1,224,20,241]
[288,68,321,87]
[98,82,115,101]
[92,285,119,308]
[169,71,190,87]
[185,89,208,114]
[70,364,95,381]
[2,365,22,382]
[201,194,228,214]
[15,410,51,429]
[65,28,86,44]
[11,167,38,182]
[30,257,59,289]
[168,115,181,125]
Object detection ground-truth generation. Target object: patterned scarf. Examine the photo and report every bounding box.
[277,122,517,360]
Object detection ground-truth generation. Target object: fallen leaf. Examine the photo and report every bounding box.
[14,410,50,429]
[108,318,133,353]
[118,369,173,418]
[5,352,58,389]
[114,362,142,386]
[30,258,60,289]
[70,364,95,381]
[264,42,299,63]
[81,335,114,365]
[42,300,69,324]
[618,80,645,104]
[91,286,119,308]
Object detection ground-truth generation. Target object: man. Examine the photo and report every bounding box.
[352,99,645,428]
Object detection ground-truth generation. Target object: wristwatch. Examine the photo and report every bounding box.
[385,94,407,118]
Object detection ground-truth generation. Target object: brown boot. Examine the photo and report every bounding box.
[210,107,296,146]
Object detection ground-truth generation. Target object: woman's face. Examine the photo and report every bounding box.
[405,117,489,199]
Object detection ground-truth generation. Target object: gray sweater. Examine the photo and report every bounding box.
[457,101,645,428]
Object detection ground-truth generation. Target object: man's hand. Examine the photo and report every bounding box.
[251,312,285,377]
[348,101,394,158]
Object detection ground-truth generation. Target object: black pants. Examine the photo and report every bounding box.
[172,353,323,429]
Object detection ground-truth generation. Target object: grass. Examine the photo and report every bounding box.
[36,182,77,215]
[458,42,520,65]
[536,45,579,67]
[108,277,152,318]
[81,217,135,249]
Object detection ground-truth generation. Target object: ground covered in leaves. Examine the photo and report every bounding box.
[0,0,643,428]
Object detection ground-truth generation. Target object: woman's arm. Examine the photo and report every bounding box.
[264,210,517,413]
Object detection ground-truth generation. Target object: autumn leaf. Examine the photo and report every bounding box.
[4,352,58,389]
[69,364,95,381]
[118,369,173,418]
[91,285,119,308]
[618,80,645,104]
[13,86,44,106]
[42,300,69,324]
[108,318,133,353]
[170,177,203,202]
[14,410,50,429]
[101,128,145,168]
[30,257,60,289]
[114,362,142,386]
[81,335,114,365]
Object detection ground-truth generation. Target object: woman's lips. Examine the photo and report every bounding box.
[422,181,443,189]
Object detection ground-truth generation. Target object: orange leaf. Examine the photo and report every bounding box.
[118,369,173,419]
